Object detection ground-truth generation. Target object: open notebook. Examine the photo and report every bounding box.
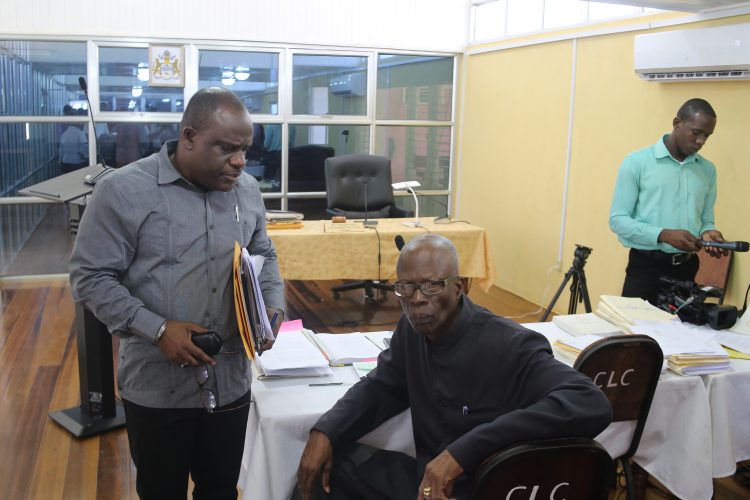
[305,331,393,366]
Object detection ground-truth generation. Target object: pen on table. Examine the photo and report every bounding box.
[309,382,344,386]
[365,335,384,352]
[234,204,240,222]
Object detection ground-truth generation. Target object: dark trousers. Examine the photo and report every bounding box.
[622,249,700,306]
[292,444,418,500]
[123,392,251,500]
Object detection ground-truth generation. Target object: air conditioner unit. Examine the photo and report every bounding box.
[634,23,750,82]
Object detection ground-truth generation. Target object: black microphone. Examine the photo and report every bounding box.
[395,235,405,251]
[362,176,377,226]
[78,76,107,170]
[698,240,749,252]
[413,190,452,222]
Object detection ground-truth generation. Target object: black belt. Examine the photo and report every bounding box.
[634,249,696,266]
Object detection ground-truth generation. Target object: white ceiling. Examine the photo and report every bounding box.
[591,0,750,12]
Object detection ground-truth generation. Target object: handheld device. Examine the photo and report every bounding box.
[192,331,223,356]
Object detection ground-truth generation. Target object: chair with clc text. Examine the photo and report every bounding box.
[471,437,615,500]
[324,154,411,302]
[573,334,663,500]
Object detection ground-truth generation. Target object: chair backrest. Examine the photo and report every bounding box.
[695,249,733,304]
[288,144,335,192]
[324,154,396,218]
[573,334,662,460]
[472,438,614,500]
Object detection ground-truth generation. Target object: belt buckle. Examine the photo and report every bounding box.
[672,253,686,265]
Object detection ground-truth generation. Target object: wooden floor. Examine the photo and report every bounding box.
[1,277,748,499]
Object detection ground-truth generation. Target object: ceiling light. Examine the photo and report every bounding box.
[234,66,250,81]
[137,62,149,82]
[131,86,143,97]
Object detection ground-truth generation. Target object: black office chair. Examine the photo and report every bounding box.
[471,437,615,500]
[288,144,335,192]
[324,154,410,302]
[573,335,663,500]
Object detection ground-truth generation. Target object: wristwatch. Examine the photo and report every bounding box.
[153,321,167,345]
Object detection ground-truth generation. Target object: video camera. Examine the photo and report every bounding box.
[656,277,737,329]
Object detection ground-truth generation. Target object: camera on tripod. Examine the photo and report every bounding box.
[656,277,737,329]
[572,245,592,270]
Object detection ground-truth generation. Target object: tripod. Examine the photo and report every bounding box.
[541,245,593,322]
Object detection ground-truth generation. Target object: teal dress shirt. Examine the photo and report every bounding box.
[609,135,717,253]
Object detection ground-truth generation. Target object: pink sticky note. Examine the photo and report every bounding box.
[278,319,304,333]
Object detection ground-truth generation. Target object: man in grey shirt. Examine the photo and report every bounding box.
[70,87,284,500]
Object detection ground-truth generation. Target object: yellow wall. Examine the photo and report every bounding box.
[457,14,750,312]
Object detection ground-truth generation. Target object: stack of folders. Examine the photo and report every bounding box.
[552,313,622,337]
[233,243,275,359]
[266,210,304,229]
[594,295,673,334]
[304,331,392,366]
[667,352,730,376]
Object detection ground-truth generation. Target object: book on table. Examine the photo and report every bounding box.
[252,328,333,379]
[594,295,673,333]
[304,331,393,366]
[552,313,622,337]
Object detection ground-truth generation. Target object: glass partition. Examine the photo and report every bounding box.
[0,41,87,117]
[199,50,279,114]
[292,54,368,116]
[287,124,369,193]
[377,55,453,121]
[99,47,184,113]
[374,125,451,190]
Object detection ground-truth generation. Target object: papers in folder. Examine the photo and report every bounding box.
[232,242,274,359]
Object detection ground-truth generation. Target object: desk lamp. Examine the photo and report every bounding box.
[392,180,421,227]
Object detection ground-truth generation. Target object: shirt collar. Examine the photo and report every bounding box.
[157,140,185,185]
[655,134,697,165]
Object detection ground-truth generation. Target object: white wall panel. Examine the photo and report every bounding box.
[1,0,469,52]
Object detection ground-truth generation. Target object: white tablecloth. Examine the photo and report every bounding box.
[238,322,749,500]
[702,357,750,477]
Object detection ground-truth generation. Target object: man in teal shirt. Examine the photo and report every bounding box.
[609,98,725,305]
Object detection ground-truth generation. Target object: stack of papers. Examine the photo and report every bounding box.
[305,331,392,366]
[667,353,731,376]
[253,329,333,378]
[266,210,304,229]
[629,320,730,376]
[552,313,622,337]
[594,295,673,333]
[265,210,303,222]
[553,334,604,363]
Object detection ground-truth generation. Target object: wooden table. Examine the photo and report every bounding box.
[267,217,496,291]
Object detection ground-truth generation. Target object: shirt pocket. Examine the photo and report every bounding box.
[139,209,169,259]
[168,211,205,264]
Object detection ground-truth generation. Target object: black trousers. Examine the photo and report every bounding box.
[622,249,700,306]
[122,392,251,500]
[291,444,476,500]
[292,444,419,500]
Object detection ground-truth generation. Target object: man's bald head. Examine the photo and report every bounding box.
[397,234,459,278]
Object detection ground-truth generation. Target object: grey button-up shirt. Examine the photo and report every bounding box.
[69,141,284,408]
